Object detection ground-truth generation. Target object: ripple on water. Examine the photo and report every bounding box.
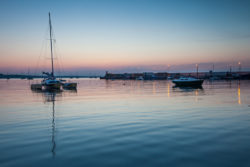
[1,79,250,167]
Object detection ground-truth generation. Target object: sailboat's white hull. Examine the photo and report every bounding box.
[42,79,61,90]
[44,83,61,90]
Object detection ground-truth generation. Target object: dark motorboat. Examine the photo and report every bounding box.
[172,77,204,87]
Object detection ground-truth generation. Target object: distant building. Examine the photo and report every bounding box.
[100,71,250,80]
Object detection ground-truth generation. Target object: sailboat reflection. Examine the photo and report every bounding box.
[31,89,77,157]
[41,91,59,158]
[50,92,56,158]
[31,90,61,157]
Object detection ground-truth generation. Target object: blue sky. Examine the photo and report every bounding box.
[0,0,250,75]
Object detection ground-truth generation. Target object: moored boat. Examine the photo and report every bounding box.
[31,13,62,91]
[41,13,61,90]
[31,13,78,91]
[136,76,144,80]
[60,80,77,89]
[42,78,61,90]
[63,83,77,89]
[172,77,204,87]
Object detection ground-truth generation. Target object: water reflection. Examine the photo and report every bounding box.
[172,85,203,92]
[30,89,77,157]
[167,82,170,97]
[1,79,250,167]
[31,90,60,158]
[238,81,241,105]
[48,92,56,158]
[31,89,77,102]
[172,85,205,101]
[228,80,232,88]
[33,90,58,157]
[195,89,199,96]
[152,81,156,94]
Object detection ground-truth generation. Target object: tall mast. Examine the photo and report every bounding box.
[49,12,54,78]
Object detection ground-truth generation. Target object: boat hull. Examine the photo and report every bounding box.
[172,80,204,87]
[44,83,61,90]
[62,83,77,89]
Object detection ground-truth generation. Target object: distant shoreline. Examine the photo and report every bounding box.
[0,74,100,79]
[1,71,250,80]
[100,71,250,80]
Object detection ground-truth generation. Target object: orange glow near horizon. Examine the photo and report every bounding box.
[1,47,250,73]
[1,0,250,75]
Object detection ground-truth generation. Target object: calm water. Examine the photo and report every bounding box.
[0,79,250,167]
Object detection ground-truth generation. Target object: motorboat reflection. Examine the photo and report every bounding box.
[173,85,203,90]
[172,84,204,95]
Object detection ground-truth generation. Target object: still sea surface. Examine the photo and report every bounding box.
[0,79,250,167]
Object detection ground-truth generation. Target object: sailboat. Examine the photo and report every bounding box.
[41,12,61,90]
[31,13,77,91]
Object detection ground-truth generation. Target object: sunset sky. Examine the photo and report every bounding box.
[0,0,250,75]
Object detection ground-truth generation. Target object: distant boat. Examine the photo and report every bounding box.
[136,76,144,80]
[62,82,77,89]
[60,80,77,90]
[172,77,204,87]
[59,79,66,82]
[167,76,173,80]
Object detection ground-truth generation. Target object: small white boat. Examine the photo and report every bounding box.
[167,76,173,80]
[59,79,66,82]
[172,77,204,87]
[136,76,144,80]
[60,80,77,89]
